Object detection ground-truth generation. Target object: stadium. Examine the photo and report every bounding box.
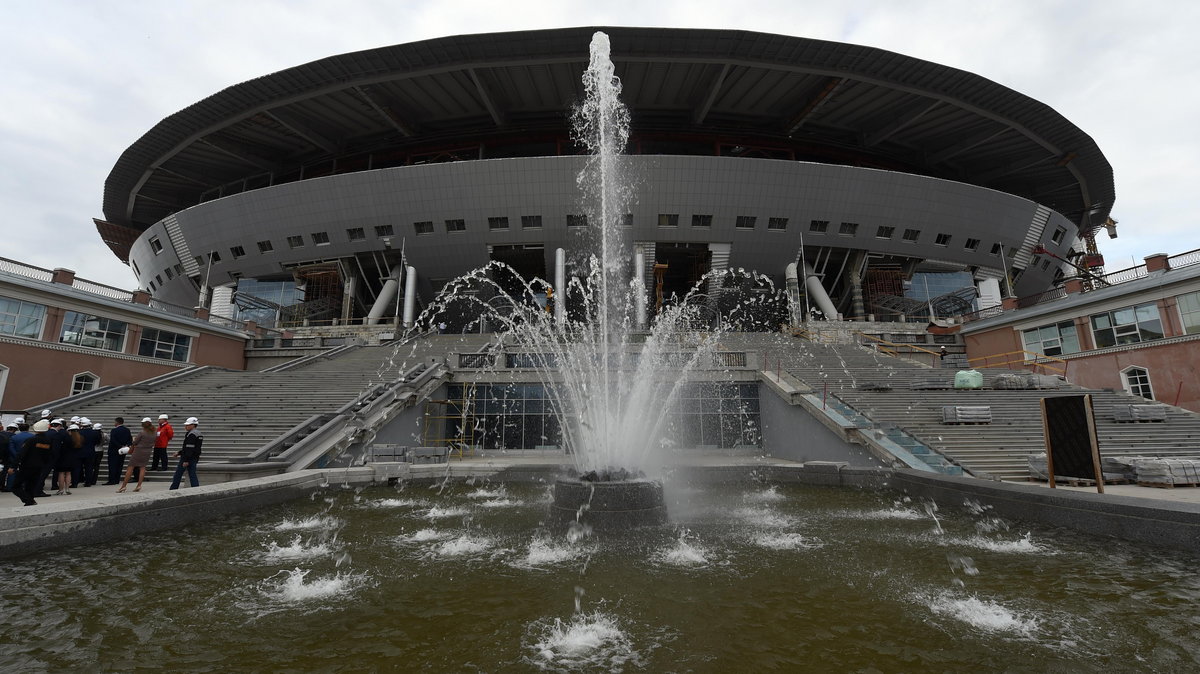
[97,26,1113,328]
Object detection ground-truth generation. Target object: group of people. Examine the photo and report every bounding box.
[2,410,204,506]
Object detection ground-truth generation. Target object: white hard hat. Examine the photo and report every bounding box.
[40,409,51,418]
[68,424,80,430]
[118,446,130,455]
[93,423,103,430]
[33,420,50,432]
[12,417,24,425]
[185,417,199,425]
[4,420,16,429]
[51,418,65,425]
[142,417,153,423]
[158,414,169,420]
[70,416,81,423]
[80,417,92,425]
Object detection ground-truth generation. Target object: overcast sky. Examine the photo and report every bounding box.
[3,0,1197,290]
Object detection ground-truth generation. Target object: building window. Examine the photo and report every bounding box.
[735,216,756,229]
[692,214,712,228]
[138,328,192,362]
[230,245,246,259]
[0,297,47,339]
[657,214,679,228]
[521,215,542,229]
[1021,320,1080,356]
[1122,366,1154,400]
[445,219,467,232]
[768,217,788,231]
[131,260,140,276]
[311,232,330,245]
[1090,302,1164,348]
[257,240,273,253]
[839,222,858,236]
[347,227,366,241]
[567,214,588,227]
[165,267,175,280]
[1041,259,1052,271]
[488,217,510,230]
[1178,290,1200,334]
[155,274,163,286]
[287,235,304,249]
[965,238,980,251]
[875,226,894,239]
[935,233,952,246]
[1051,226,1067,245]
[902,229,920,243]
[617,213,632,227]
[208,251,221,263]
[71,372,99,396]
[808,220,827,233]
[375,225,394,237]
[150,236,163,254]
[990,243,1003,256]
[414,221,434,235]
[60,312,128,352]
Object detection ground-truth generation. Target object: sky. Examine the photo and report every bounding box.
[3,0,1198,290]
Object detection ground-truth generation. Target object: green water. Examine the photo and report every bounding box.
[1,481,1196,672]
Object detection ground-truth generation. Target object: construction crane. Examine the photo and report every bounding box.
[1033,217,1117,290]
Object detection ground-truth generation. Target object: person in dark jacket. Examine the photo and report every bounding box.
[78,418,102,487]
[0,420,13,492]
[5,420,32,492]
[9,420,55,506]
[104,417,133,485]
[169,417,203,490]
[38,418,67,497]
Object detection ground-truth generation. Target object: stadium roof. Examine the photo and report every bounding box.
[101,26,1113,259]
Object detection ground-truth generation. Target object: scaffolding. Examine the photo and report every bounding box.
[422,383,478,457]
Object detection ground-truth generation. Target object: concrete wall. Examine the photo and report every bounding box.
[759,383,880,466]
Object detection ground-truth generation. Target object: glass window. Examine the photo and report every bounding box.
[1021,320,1079,356]
[71,372,98,396]
[875,226,894,239]
[767,217,788,231]
[935,233,952,246]
[257,240,273,253]
[138,328,191,362]
[311,232,330,245]
[990,243,1002,255]
[0,297,47,339]
[1052,226,1067,244]
[346,227,366,241]
[965,238,980,251]
[521,215,542,229]
[488,217,509,230]
[567,214,588,227]
[414,221,434,235]
[230,245,245,258]
[445,219,467,232]
[60,311,127,351]
[374,225,394,237]
[1178,290,1200,334]
[839,222,858,236]
[1090,302,1163,348]
[287,235,304,249]
[657,214,678,227]
[620,213,633,227]
[692,214,712,228]
[809,220,828,233]
[902,229,920,242]
[1122,366,1154,400]
[735,216,756,229]
[150,236,163,254]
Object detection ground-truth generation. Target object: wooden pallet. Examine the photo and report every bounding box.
[1136,481,1200,489]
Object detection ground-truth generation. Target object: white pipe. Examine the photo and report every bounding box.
[554,248,566,325]
[634,251,646,329]
[366,265,402,325]
[784,262,802,326]
[402,265,417,329]
[803,261,839,321]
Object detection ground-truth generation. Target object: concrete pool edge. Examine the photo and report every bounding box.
[2,460,1197,559]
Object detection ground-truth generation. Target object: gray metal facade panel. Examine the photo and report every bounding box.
[134,156,1067,306]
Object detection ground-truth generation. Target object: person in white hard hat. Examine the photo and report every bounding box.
[117,418,156,493]
[169,417,203,490]
[152,414,173,471]
[9,420,54,505]
[4,418,31,493]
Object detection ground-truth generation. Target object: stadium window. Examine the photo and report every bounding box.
[445,219,467,232]
[1177,290,1200,334]
[138,328,192,362]
[208,251,221,263]
[414,221,434,235]
[620,213,633,227]
[311,231,330,245]
[735,216,756,229]
[767,217,788,231]
[521,215,542,229]
[346,227,366,241]
[964,238,980,251]
[173,263,183,276]
[193,256,204,267]
[839,222,858,236]
[148,280,155,292]
[1041,259,1051,271]
[287,235,304,249]
[71,372,99,396]
[488,217,510,230]
[1008,247,1019,259]
[150,236,163,254]
[875,226,894,239]
[990,243,1002,256]
[657,214,679,227]
[1121,366,1154,400]
[567,214,588,227]
[374,224,394,237]
[164,267,173,280]
[155,274,163,286]
[0,297,48,339]
[1051,226,1067,245]
[902,229,920,243]
[808,220,828,233]
[935,233,952,246]
[131,260,140,276]
[692,214,712,228]
[230,245,246,259]
[257,240,273,253]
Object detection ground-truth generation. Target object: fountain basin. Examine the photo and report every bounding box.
[550,477,668,529]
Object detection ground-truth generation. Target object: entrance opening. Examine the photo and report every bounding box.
[655,243,710,310]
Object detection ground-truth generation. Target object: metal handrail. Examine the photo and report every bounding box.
[966,349,1067,375]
